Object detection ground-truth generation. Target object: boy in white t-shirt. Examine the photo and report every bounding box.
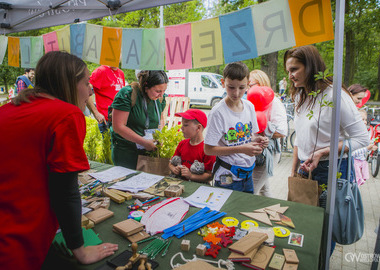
[204,62,269,193]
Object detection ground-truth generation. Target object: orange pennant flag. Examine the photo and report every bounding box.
[100,27,122,67]
[8,37,20,67]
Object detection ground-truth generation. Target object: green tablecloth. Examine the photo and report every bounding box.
[44,161,324,270]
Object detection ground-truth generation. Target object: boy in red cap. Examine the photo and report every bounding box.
[169,109,216,183]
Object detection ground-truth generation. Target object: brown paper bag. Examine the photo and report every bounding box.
[136,155,170,176]
[287,174,319,206]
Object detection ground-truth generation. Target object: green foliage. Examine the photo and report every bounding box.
[83,117,113,164]
[307,70,334,119]
[151,125,184,159]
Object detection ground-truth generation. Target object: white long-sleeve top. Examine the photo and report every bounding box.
[294,85,369,161]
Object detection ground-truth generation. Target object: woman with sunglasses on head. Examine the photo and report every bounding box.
[110,70,169,169]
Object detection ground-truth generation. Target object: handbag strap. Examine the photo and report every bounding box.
[337,139,353,182]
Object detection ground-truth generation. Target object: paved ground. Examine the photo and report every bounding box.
[271,152,380,270]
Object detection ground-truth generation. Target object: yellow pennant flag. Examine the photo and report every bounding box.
[288,0,334,46]
[100,27,122,67]
[191,17,224,68]
[56,25,71,53]
[8,37,20,67]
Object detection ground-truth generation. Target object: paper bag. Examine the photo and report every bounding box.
[287,174,319,206]
[136,155,170,176]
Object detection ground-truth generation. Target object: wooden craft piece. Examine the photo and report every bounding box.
[145,262,152,270]
[205,244,221,258]
[138,255,147,270]
[110,189,133,200]
[283,248,299,264]
[203,233,221,245]
[88,201,102,210]
[228,248,258,262]
[181,240,190,251]
[115,261,132,270]
[113,219,144,237]
[269,212,281,221]
[85,208,114,224]
[164,184,184,197]
[275,214,295,229]
[264,204,281,212]
[81,215,89,227]
[268,253,285,270]
[249,227,275,246]
[126,231,150,243]
[102,188,125,203]
[242,245,275,270]
[264,209,277,218]
[86,220,95,229]
[283,262,299,270]
[228,231,268,255]
[196,244,207,256]
[240,212,272,226]
[277,206,289,214]
[129,242,140,264]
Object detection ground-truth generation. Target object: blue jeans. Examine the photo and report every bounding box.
[98,122,108,134]
[214,176,254,194]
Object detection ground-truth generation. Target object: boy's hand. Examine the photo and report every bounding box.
[253,136,269,149]
[172,165,181,175]
[241,142,263,156]
[180,166,192,180]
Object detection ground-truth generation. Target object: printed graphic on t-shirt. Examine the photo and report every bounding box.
[224,121,253,146]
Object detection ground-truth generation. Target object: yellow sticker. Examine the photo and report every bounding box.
[222,217,239,227]
[241,220,258,230]
[273,226,291,238]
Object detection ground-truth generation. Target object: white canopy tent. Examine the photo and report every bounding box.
[0,0,190,34]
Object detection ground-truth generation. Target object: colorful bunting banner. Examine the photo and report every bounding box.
[191,17,224,69]
[8,37,20,67]
[31,36,44,68]
[100,27,122,67]
[140,28,165,70]
[288,0,334,47]
[0,0,334,70]
[219,8,257,63]
[83,24,103,64]
[252,0,296,56]
[56,25,71,53]
[70,23,86,59]
[165,23,192,70]
[43,31,59,53]
[121,28,142,70]
[0,36,8,65]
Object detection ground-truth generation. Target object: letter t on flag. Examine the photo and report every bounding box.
[165,23,192,70]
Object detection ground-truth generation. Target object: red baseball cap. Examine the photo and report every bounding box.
[175,109,207,128]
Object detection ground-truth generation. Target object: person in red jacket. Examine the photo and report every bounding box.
[0,51,118,270]
[87,65,126,133]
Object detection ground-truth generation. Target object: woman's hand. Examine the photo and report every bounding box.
[72,243,118,265]
[300,149,324,173]
[94,112,106,124]
[144,139,157,151]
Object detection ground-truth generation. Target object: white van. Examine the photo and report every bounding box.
[166,71,226,107]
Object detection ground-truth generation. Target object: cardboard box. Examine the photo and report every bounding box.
[85,208,114,224]
[113,219,144,237]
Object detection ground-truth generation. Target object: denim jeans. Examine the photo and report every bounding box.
[214,176,254,193]
[98,122,108,134]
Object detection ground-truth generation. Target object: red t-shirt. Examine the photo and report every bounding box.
[172,139,216,171]
[0,97,90,270]
[90,65,125,121]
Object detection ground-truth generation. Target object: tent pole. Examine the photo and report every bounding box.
[324,0,346,269]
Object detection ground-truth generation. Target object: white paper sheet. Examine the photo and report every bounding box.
[184,186,233,211]
[88,166,136,183]
[109,172,163,193]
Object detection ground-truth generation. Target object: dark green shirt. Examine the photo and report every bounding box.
[110,85,166,145]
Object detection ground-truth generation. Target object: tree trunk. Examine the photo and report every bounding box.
[261,52,278,91]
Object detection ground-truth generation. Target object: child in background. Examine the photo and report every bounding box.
[352,109,378,186]
[169,109,216,183]
[204,62,269,193]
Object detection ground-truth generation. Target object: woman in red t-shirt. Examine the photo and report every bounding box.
[0,51,118,269]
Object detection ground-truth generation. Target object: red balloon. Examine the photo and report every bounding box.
[357,90,371,108]
[247,86,275,111]
[256,111,267,133]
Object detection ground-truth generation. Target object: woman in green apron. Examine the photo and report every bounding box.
[110,70,168,169]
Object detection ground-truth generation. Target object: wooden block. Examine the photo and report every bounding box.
[283,248,299,264]
[113,219,144,236]
[181,240,190,251]
[268,253,285,270]
[164,185,183,197]
[86,220,95,229]
[126,231,150,243]
[100,197,111,209]
[196,244,207,256]
[85,208,114,224]
[283,262,298,270]
[88,201,102,210]
[102,188,125,203]
[81,215,89,227]
[110,189,133,200]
